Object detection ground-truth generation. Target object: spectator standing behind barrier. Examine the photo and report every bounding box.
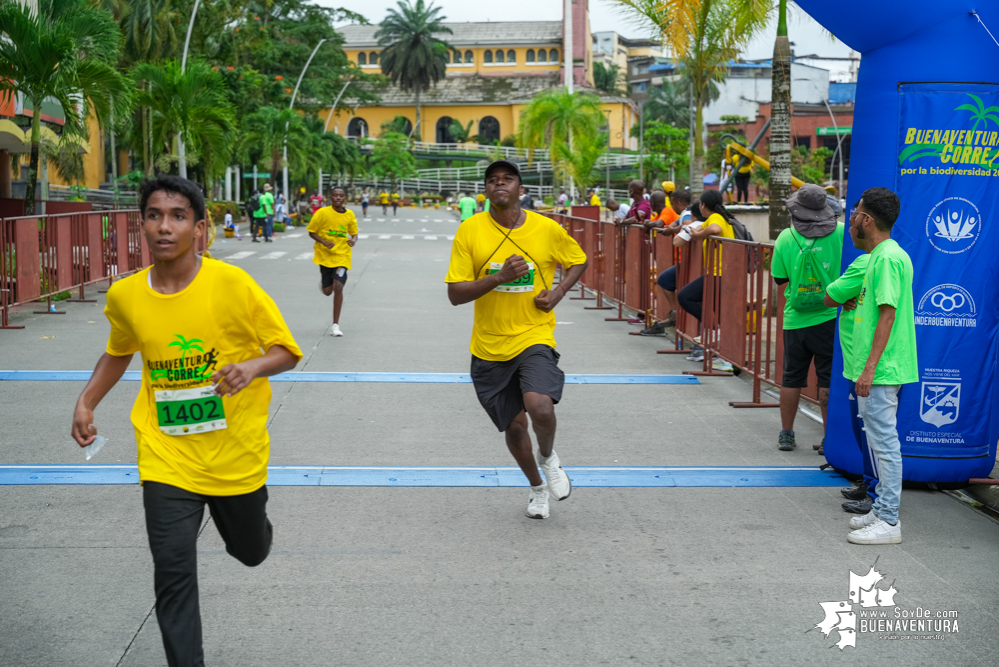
[640,189,691,335]
[825,186,917,546]
[732,155,752,203]
[519,185,534,210]
[673,190,735,371]
[823,220,877,515]
[557,188,569,213]
[606,199,630,221]
[616,180,652,226]
[770,184,845,454]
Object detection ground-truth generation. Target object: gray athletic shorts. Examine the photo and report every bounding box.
[470,344,565,432]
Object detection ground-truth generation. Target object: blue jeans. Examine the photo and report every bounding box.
[264,215,274,239]
[848,383,879,501]
[857,385,902,524]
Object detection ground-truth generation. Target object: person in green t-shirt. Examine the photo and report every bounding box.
[458,194,477,221]
[255,183,276,243]
[825,249,877,515]
[825,187,917,546]
[770,184,844,454]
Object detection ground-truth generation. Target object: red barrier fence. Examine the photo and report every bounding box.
[1,210,209,329]
[553,214,820,409]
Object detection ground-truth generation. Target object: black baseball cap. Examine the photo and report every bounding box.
[484,159,521,182]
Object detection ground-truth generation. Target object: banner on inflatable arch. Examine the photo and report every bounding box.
[828,83,999,483]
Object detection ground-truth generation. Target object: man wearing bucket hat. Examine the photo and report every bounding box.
[769,184,845,454]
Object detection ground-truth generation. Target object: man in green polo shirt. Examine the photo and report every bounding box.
[254,183,275,243]
[770,184,844,454]
[825,186,917,545]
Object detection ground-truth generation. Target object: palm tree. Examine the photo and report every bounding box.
[518,89,604,195]
[132,59,236,184]
[375,0,452,143]
[593,62,626,97]
[769,0,792,238]
[554,131,609,192]
[239,106,311,189]
[611,0,768,196]
[0,0,129,214]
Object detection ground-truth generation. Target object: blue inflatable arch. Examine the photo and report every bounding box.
[795,2,999,482]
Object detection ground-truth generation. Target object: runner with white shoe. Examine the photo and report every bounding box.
[446,160,588,520]
[307,186,357,337]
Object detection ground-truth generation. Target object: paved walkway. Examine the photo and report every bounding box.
[1,206,996,665]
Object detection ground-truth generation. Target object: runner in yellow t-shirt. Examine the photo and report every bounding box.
[71,175,302,664]
[391,191,400,216]
[379,190,389,214]
[307,186,359,337]
[446,159,588,520]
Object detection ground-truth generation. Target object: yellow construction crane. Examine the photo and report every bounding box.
[724,142,806,189]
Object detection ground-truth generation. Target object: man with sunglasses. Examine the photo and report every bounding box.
[825,187,917,545]
[446,160,588,520]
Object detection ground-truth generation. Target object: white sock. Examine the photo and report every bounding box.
[539,451,556,463]
[531,483,546,492]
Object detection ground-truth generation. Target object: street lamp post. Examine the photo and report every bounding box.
[284,39,328,203]
[177,0,202,180]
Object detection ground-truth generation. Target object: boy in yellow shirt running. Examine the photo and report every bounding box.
[308,186,359,336]
[71,175,302,667]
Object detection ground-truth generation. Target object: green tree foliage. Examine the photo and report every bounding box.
[448,119,474,143]
[517,89,604,192]
[239,106,310,189]
[553,131,608,192]
[0,0,130,213]
[635,121,690,188]
[793,145,834,185]
[376,0,452,142]
[368,132,416,188]
[593,62,625,96]
[642,81,691,129]
[381,115,413,136]
[705,115,749,173]
[132,59,236,184]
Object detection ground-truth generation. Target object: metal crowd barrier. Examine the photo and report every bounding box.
[551,214,820,410]
[1,210,209,329]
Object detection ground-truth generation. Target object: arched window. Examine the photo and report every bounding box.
[479,116,500,144]
[464,50,474,63]
[484,50,493,64]
[495,50,504,64]
[347,117,368,138]
[370,52,379,65]
[357,52,366,65]
[507,50,516,63]
[526,49,535,63]
[453,50,461,63]
[537,48,546,63]
[436,116,454,143]
[549,48,558,63]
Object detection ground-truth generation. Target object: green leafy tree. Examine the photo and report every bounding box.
[0,0,129,214]
[381,115,414,136]
[554,131,608,192]
[517,89,604,194]
[643,80,691,129]
[368,132,416,188]
[239,106,311,189]
[636,121,690,188]
[612,0,769,196]
[448,119,474,143]
[376,0,453,142]
[706,115,749,173]
[132,59,236,184]
[593,62,625,96]
[791,145,834,185]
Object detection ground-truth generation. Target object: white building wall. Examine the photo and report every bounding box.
[700,63,829,125]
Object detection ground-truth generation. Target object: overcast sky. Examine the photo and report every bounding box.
[324,0,855,68]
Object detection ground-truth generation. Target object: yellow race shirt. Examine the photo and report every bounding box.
[702,212,736,275]
[391,193,400,202]
[104,258,303,495]
[445,211,587,361]
[379,192,389,204]
[307,206,358,269]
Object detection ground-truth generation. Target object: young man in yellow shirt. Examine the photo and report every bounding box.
[446,160,588,519]
[380,190,389,214]
[71,175,302,667]
[390,191,400,216]
[308,186,359,337]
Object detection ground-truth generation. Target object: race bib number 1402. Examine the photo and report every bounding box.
[154,386,228,436]
[488,261,535,293]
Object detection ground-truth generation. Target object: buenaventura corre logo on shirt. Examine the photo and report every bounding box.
[147,334,220,388]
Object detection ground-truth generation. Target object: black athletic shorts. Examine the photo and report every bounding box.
[470,344,565,432]
[782,318,835,389]
[320,265,348,288]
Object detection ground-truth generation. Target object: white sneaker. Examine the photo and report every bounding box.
[331,324,343,337]
[526,487,550,519]
[849,510,879,530]
[712,358,734,372]
[686,348,704,362]
[847,517,901,545]
[538,450,572,500]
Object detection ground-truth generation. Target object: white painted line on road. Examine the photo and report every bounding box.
[424,235,438,240]
[227,251,256,260]
[358,234,370,239]
[261,251,287,259]
[401,235,415,239]
[295,252,313,260]
[378,234,392,239]
[285,233,304,238]
[447,236,455,240]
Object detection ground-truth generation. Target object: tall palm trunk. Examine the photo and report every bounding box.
[690,98,705,197]
[272,146,280,187]
[24,104,41,215]
[414,87,421,142]
[768,0,792,240]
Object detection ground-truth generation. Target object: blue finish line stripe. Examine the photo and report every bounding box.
[0,371,699,385]
[0,465,844,487]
